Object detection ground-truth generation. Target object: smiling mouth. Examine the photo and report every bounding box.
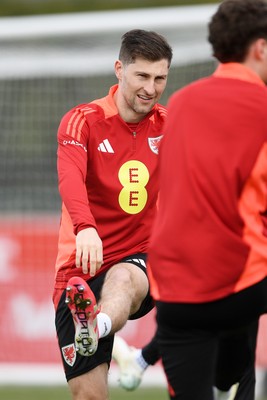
[137,94,153,101]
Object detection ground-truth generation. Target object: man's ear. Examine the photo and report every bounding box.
[114,60,123,80]
[253,38,267,61]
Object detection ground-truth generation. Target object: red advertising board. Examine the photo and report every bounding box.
[0,215,266,368]
[0,215,156,366]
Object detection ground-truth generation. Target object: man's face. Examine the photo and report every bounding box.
[115,57,169,122]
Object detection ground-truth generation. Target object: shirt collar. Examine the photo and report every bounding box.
[213,63,265,87]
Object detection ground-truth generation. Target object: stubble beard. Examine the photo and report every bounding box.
[131,97,156,116]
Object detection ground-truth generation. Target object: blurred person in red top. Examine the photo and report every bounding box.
[53,29,172,400]
[148,1,267,399]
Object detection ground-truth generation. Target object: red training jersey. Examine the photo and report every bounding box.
[149,63,267,303]
[55,85,167,290]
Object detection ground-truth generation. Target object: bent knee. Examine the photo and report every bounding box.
[107,263,149,295]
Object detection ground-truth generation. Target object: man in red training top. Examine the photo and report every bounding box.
[53,29,172,400]
[149,1,267,399]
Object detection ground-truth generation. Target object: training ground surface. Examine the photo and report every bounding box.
[1,365,267,399]
[1,386,267,400]
[0,386,168,400]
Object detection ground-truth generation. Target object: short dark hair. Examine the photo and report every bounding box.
[208,0,267,63]
[119,29,173,68]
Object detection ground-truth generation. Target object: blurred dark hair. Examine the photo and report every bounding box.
[119,29,173,67]
[208,0,267,63]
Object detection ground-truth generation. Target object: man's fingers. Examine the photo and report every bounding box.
[89,248,103,276]
[76,247,82,268]
[82,249,89,274]
[77,248,103,276]
[75,228,103,275]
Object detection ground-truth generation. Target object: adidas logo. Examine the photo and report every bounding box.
[98,139,114,153]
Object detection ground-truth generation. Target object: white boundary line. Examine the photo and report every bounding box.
[0,363,165,387]
[0,363,265,398]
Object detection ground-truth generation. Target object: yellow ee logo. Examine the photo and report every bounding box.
[118,160,149,214]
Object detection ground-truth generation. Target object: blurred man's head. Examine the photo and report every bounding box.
[208,0,267,63]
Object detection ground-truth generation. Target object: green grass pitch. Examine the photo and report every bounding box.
[0,386,169,400]
[1,385,267,400]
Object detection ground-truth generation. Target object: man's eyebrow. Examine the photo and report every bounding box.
[135,71,167,78]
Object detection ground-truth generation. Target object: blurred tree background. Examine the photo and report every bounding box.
[0,0,218,17]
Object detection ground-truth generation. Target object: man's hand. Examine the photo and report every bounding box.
[75,227,103,276]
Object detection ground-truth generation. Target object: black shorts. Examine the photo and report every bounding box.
[55,253,154,381]
[155,277,267,399]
